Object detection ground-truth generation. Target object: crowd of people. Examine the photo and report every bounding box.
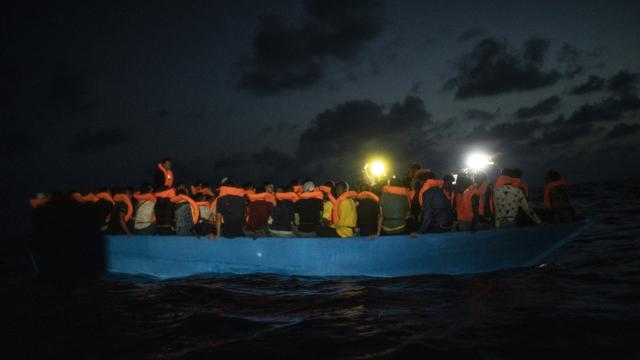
[29,159,576,239]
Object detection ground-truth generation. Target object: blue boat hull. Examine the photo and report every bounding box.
[104,222,588,279]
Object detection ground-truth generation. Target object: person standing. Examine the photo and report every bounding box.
[155,158,174,188]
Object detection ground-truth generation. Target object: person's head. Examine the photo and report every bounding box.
[154,184,169,193]
[160,158,172,170]
[176,188,188,196]
[98,187,111,195]
[511,168,523,179]
[275,185,284,193]
[255,186,266,194]
[389,177,403,187]
[289,179,300,187]
[263,181,274,193]
[546,170,562,183]
[303,181,315,192]
[140,183,153,194]
[220,177,231,186]
[359,182,371,192]
[335,181,348,196]
[474,172,488,185]
[415,171,435,190]
[443,174,454,187]
[194,181,203,190]
[193,193,205,202]
[455,175,473,193]
[125,187,133,197]
[175,183,187,191]
[500,168,512,176]
[242,182,254,191]
[202,183,212,191]
[408,163,421,178]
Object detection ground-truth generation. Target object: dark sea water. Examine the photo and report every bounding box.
[3,180,640,359]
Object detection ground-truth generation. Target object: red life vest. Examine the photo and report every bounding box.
[29,198,49,208]
[318,185,336,202]
[494,175,512,188]
[69,192,85,202]
[468,182,490,217]
[113,194,134,222]
[332,191,357,224]
[418,179,444,207]
[170,194,200,225]
[544,179,568,209]
[511,178,529,199]
[298,191,324,201]
[95,192,115,205]
[246,192,277,206]
[456,189,474,222]
[133,192,157,203]
[218,186,246,198]
[275,192,299,202]
[154,188,177,199]
[157,163,174,187]
[382,185,411,206]
[292,185,303,194]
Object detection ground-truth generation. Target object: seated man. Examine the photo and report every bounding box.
[317,181,357,238]
[133,183,157,235]
[493,173,541,228]
[107,188,133,236]
[377,178,412,236]
[193,193,216,238]
[172,189,198,236]
[216,181,247,238]
[543,170,575,223]
[271,186,297,237]
[356,183,379,237]
[418,175,453,233]
[294,181,324,237]
[244,186,274,238]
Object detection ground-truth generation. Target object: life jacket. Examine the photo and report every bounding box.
[154,188,177,199]
[298,191,324,201]
[134,192,157,203]
[511,178,529,199]
[456,189,474,222]
[69,192,85,202]
[332,191,358,224]
[201,188,214,197]
[544,179,568,210]
[409,189,417,203]
[95,192,115,205]
[275,192,299,203]
[29,198,49,208]
[157,163,174,187]
[190,185,201,195]
[170,195,199,225]
[113,194,134,222]
[246,192,277,206]
[292,185,303,194]
[418,179,444,207]
[382,185,412,206]
[356,191,379,203]
[75,193,99,203]
[469,182,491,217]
[494,175,512,188]
[218,186,246,198]
[318,185,336,202]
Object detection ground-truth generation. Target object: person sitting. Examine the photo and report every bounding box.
[377,178,412,236]
[453,175,473,231]
[319,181,335,226]
[244,186,274,238]
[215,180,247,238]
[317,181,357,238]
[264,181,275,194]
[271,186,297,237]
[155,158,174,188]
[442,174,455,207]
[418,174,453,233]
[493,172,541,228]
[172,189,199,236]
[154,186,176,235]
[133,183,157,235]
[93,188,115,233]
[107,188,132,236]
[510,168,529,199]
[294,181,324,237]
[356,182,379,237]
[193,193,216,239]
[543,170,575,223]
[468,172,493,231]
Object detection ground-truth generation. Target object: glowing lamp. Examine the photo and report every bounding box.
[370,161,385,177]
[466,152,493,171]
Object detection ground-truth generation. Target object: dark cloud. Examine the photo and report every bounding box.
[214,153,248,170]
[557,43,604,78]
[239,0,383,95]
[605,123,640,139]
[147,109,171,121]
[570,75,605,95]
[252,146,297,171]
[260,122,299,134]
[531,115,594,146]
[457,27,484,43]
[465,108,496,122]
[607,70,639,96]
[70,128,129,153]
[444,38,561,99]
[568,95,640,125]
[410,81,423,94]
[467,119,543,143]
[515,95,561,119]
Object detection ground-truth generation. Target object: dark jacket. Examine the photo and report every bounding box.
[418,187,453,233]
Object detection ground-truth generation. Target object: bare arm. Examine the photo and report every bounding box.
[119,212,131,237]
[215,213,222,239]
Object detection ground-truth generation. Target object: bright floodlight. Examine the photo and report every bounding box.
[466,152,492,171]
[370,161,385,177]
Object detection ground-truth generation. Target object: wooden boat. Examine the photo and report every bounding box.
[103,221,588,279]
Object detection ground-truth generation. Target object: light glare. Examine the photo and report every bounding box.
[466,153,493,171]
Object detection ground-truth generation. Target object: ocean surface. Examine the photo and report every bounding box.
[3,180,639,359]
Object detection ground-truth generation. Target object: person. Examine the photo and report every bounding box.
[510,168,529,199]
[155,158,174,188]
[133,183,157,235]
[154,186,176,235]
[271,186,297,237]
[244,186,274,238]
[543,170,575,223]
[294,181,324,237]
[493,172,541,228]
[356,182,379,237]
[264,181,274,194]
[377,178,412,236]
[171,189,199,236]
[215,180,247,238]
[453,175,473,231]
[468,172,493,231]
[319,181,335,225]
[107,188,132,236]
[193,193,216,238]
[94,188,115,232]
[442,174,455,207]
[418,175,453,233]
[317,181,357,238]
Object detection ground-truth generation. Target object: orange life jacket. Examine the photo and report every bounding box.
[78,193,99,203]
[29,198,49,208]
[275,192,299,202]
[356,191,379,203]
[170,194,200,225]
[511,178,529,199]
[154,188,177,199]
[246,192,277,206]
[382,185,412,206]
[418,179,444,207]
[409,189,417,203]
[494,175,512,188]
[95,192,115,205]
[133,192,157,203]
[157,163,174,187]
[218,186,246,198]
[456,189,474,222]
[113,194,134,222]
[469,182,490,217]
[200,188,214,197]
[292,185,303,194]
[332,191,357,224]
[69,192,85,202]
[544,179,568,210]
[298,191,324,201]
[318,185,336,202]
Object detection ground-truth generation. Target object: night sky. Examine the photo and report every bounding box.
[4,0,640,234]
